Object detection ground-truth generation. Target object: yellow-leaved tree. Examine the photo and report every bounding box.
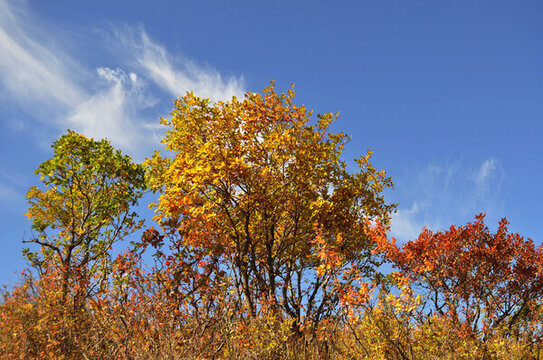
[145,82,395,335]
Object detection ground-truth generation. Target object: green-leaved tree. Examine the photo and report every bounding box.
[25,130,147,302]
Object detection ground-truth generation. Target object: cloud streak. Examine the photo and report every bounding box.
[474,158,498,194]
[390,158,506,242]
[114,27,245,102]
[0,0,245,156]
[0,0,85,110]
[65,67,158,152]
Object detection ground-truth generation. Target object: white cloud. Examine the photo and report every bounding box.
[474,158,497,192]
[390,158,505,242]
[66,67,158,153]
[0,0,85,110]
[390,202,426,241]
[0,0,155,153]
[0,1,245,157]
[115,27,245,102]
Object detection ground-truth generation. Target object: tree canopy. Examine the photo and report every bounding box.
[2,84,542,359]
[146,82,395,328]
[25,130,146,294]
[378,214,543,338]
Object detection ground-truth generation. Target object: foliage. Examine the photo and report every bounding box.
[3,85,543,359]
[24,130,146,299]
[145,81,395,330]
[341,272,543,359]
[374,214,543,353]
[0,268,95,359]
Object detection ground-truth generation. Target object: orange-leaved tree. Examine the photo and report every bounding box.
[145,82,395,333]
[378,214,543,344]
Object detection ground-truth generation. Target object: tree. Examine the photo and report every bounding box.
[378,214,543,344]
[146,82,395,331]
[25,130,147,302]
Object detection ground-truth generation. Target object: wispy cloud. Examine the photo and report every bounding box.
[474,158,498,194]
[66,67,158,152]
[0,0,85,110]
[0,0,245,157]
[390,202,424,241]
[114,26,245,102]
[390,158,506,242]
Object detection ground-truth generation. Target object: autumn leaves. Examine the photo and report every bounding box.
[1,83,542,359]
[146,82,394,330]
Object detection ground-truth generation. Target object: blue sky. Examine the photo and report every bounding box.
[1,0,542,285]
